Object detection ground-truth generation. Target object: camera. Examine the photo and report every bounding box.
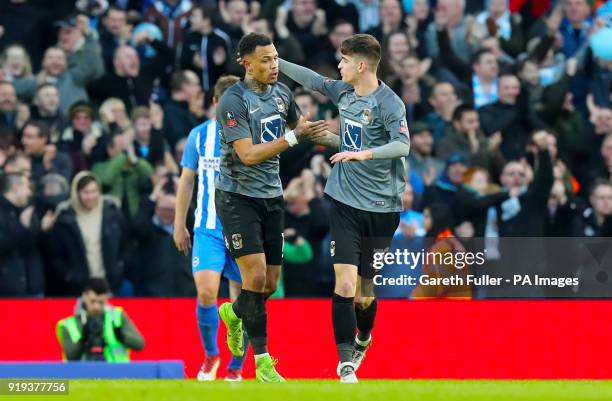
[83,316,106,361]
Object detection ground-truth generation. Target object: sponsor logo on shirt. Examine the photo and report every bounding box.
[192,257,200,267]
[226,111,237,127]
[199,156,221,171]
[330,240,336,257]
[260,114,282,143]
[342,118,363,152]
[399,119,409,134]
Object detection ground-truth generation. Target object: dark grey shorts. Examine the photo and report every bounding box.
[215,189,284,265]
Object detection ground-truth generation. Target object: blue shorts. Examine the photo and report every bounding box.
[192,229,242,283]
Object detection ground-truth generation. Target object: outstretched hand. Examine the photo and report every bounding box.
[329,150,372,164]
[294,112,328,141]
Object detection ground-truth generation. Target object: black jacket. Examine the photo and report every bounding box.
[87,40,170,111]
[0,197,44,297]
[573,206,612,237]
[88,72,152,113]
[479,101,541,161]
[180,30,231,93]
[134,129,167,167]
[283,198,330,297]
[30,152,73,187]
[99,27,121,72]
[161,99,199,151]
[496,150,554,237]
[48,198,125,296]
[455,186,510,237]
[130,198,194,297]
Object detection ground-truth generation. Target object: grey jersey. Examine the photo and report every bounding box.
[313,77,410,212]
[215,80,300,198]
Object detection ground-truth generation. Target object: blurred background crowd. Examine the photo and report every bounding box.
[0,0,611,299]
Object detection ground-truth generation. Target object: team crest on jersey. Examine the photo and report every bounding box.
[260,115,282,143]
[232,234,243,250]
[330,241,336,257]
[274,97,285,113]
[360,109,372,125]
[225,111,237,127]
[341,119,363,152]
[399,119,409,134]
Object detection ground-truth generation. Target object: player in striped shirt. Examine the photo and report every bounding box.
[174,75,246,382]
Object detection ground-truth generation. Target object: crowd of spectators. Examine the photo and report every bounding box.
[0,0,611,298]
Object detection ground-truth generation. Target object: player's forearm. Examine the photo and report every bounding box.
[174,174,194,229]
[279,59,324,91]
[311,131,341,148]
[370,141,411,160]
[240,139,290,166]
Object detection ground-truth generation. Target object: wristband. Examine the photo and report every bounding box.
[285,130,298,147]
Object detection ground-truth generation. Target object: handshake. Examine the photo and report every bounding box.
[291,112,329,143]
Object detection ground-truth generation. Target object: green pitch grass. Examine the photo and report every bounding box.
[16,379,612,401]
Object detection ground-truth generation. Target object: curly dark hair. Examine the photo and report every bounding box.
[237,32,272,58]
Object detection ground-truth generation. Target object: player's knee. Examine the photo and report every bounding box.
[197,287,217,306]
[335,280,356,298]
[246,272,267,292]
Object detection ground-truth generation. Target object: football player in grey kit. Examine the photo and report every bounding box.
[279,34,411,383]
[215,32,328,382]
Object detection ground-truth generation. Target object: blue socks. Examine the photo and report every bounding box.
[197,303,248,370]
[197,304,220,356]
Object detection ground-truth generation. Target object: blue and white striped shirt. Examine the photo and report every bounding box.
[181,120,222,233]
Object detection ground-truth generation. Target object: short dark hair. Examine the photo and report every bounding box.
[105,128,124,150]
[214,75,240,101]
[590,178,612,197]
[294,88,317,105]
[170,70,196,93]
[452,104,477,122]
[23,120,51,142]
[499,71,520,82]
[518,57,539,72]
[3,152,28,169]
[340,34,381,70]
[237,33,272,58]
[331,19,353,32]
[471,48,495,66]
[191,4,214,20]
[36,83,58,94]
[250,14,270,27]
[431,81,454,92]
[76,175,98,192]
[104,5,126,18]
[82,278,110,295]
[0,172,26,195]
